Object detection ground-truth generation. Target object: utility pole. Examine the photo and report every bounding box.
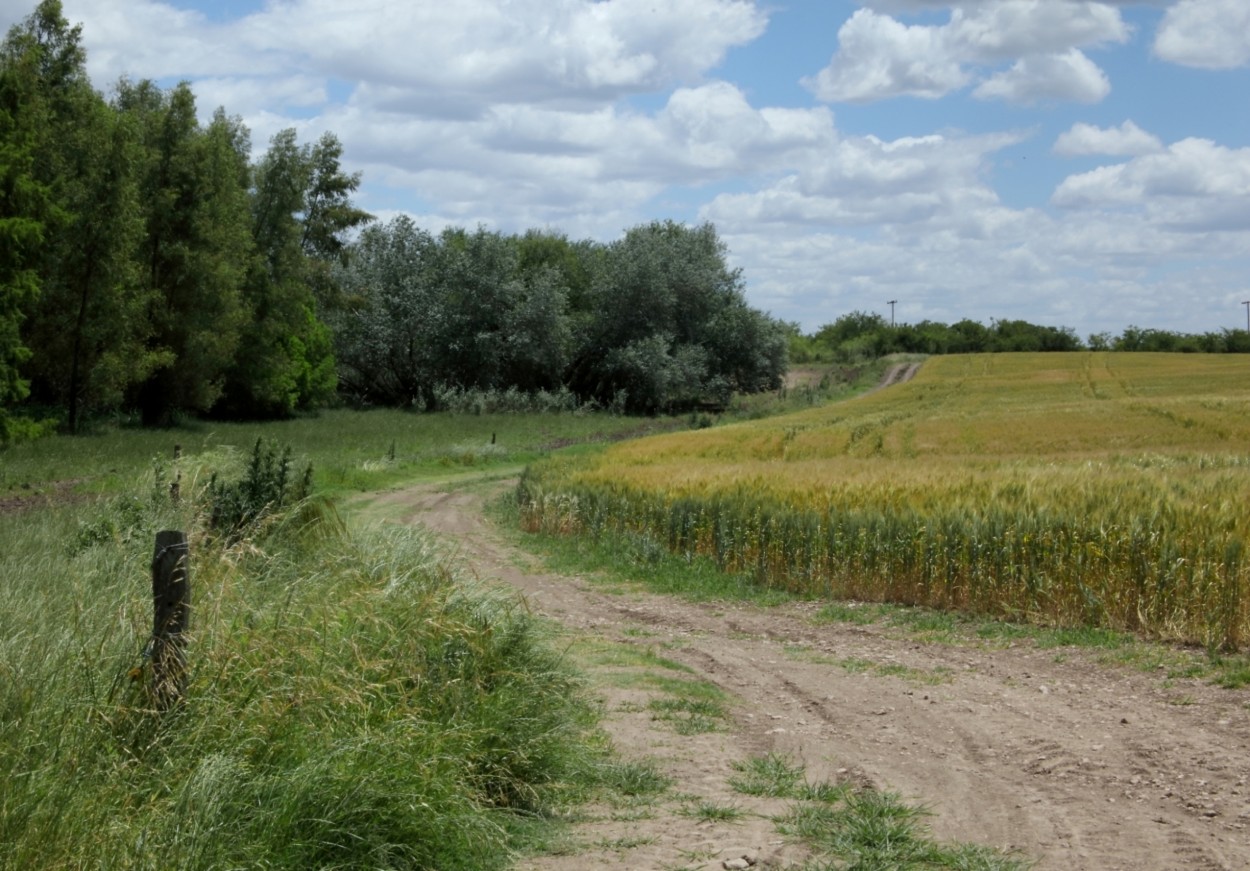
[1243,300,1249,333]
[887,299,897,327]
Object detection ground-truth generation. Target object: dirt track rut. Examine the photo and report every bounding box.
[381,484,1250,870]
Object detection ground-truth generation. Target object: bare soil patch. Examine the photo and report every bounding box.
[377,482,1250,870]
[0,478,91,515]
[866,361,921,394]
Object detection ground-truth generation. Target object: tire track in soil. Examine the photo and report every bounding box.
[378,484,1250,871]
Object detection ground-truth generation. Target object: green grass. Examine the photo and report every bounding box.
[813,602,892,625]
[811,599,1250,688]
[679,800,746,823]
[0,407,681,503]
[572,639,695,673]
[569,635,732,736]
[727,753,1029,871]
[648,694,729,735]
[592,758,673,797]
[782,646,956,686]
[492,493,799,607]
[728,752,807,798]
[778,789,1028,870]
[0,427,687,870]
[1209,657,1250,689]
[719,357,901,422]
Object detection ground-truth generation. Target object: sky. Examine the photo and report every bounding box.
[3,0,1250,339]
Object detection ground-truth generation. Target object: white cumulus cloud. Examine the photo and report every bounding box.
[1155,0,1250,69]
[947,0,1128,61]
[801,9,967,102]
[805,1,1125,105]
[700,128,1026,231]
[1052,138,1250,230]
[50,0,768,110]
[973,49,1110,104]
[1053,121,1163,157]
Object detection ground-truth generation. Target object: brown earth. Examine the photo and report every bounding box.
[0,478,91,515]
[372,482,1250,871]
[784,360,921,393]
[875,361,922,390]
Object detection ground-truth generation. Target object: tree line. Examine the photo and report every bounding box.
[0,1,370,439]
[790,311,1250,363]
[0,1,787,441]
[331,218,787,414]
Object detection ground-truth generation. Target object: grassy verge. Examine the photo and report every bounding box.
[719,356,905,422]
[0,456,650,869]
[0,407,683,504]
[490,489,798,606]
[0,362,893,506]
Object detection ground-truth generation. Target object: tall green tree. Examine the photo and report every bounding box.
[2,1,155,433]
[301,132,372,309]
[500,264,574,392]
[332,216,441,405]
[0,59,45,440]
[216,129,367,418]
[219,128,315,418]
[24,94,153,433]
[118,80,252,426]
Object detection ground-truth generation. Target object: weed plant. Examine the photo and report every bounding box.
[205,437,313,537]
[0,458,615,868]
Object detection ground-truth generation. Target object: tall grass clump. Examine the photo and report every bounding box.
[1,452,603,868]
[517,353,1250,650]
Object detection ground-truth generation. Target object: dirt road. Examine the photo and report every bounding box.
[379,483,1250,870]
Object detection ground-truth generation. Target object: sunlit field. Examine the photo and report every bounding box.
[520,353,1250,649]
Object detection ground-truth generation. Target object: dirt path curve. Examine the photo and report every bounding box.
[868,360,922,394]
[379,484,1250,871]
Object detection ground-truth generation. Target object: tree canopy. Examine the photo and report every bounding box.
[331,219,787,414]
[0,1,792,438]
[0,1,372,436]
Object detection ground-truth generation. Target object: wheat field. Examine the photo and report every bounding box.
[520,353,1250,649]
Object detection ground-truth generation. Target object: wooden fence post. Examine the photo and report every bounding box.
[170,445,181,503]
[151,530,190,710]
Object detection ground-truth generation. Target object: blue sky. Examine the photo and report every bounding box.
[4,0,1249,338]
